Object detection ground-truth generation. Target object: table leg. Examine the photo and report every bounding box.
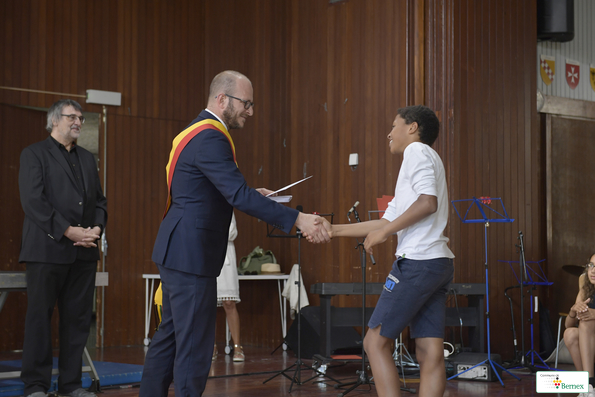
[225,320,231,354]
[279,280,287,350]
[144,279,154,346]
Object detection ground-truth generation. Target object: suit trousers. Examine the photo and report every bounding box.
[140,265,217,397]
[21,260,96,395]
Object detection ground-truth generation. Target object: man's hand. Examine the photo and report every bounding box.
[314,217,333,239]
[256,188,276,197]
[64,226,101,248]
[296,213,330,243]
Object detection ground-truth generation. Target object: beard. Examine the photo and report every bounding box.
[222,101,243,130]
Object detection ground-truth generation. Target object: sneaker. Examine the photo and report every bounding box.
[233,345,245,362]
[26,393,48,397]
[57,388,96,397]
[578,384,595,397]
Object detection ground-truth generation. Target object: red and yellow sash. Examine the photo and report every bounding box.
[163,119,237,218]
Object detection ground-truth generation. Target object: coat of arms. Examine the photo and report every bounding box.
[540,55,555,86]
[566,59,580,90]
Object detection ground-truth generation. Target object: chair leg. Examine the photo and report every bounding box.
[555,314,567,368]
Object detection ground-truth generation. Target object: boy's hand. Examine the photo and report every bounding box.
[364,228,389,255]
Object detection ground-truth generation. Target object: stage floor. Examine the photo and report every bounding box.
[0,345,571,396]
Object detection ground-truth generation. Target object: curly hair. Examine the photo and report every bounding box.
[581,254,595,301]
[396,105,440,146]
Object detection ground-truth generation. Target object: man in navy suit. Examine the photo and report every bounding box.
[19,99,107,397]
[139,70,329,396]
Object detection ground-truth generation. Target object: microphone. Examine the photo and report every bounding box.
[347,201,360,216]
[347,201,376,266]
[369,252,376,265]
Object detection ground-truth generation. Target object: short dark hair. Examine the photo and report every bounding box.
[396,105,440,146]
[46,99,83,132]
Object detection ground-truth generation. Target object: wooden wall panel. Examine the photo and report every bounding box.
[1,0,545,361]
[0,105,47,352]
[547,115,595,320]
[436,0,544,360]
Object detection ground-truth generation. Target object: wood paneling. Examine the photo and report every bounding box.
[0,105,57,352]
[443,0,543,359]
[1,0,543,361]
[547,115,595,319]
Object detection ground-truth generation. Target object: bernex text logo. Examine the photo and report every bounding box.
[536,371,588,393]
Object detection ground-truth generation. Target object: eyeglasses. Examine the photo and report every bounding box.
[225,94,255,110]
[61,114,86,124]
[585,262,595,271]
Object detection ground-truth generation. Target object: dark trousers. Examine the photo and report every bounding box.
[21,260,96,395]
[139,265,217,397]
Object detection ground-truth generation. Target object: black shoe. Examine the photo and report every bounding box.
[57,388,96,397]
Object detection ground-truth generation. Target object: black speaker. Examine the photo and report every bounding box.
[284,306,361,359]
[537,0,574,42]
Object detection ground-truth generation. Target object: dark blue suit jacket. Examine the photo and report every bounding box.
[152,111,298,277]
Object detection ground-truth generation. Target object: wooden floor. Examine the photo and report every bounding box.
[1,345,569,396]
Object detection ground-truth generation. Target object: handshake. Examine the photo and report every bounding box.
[295,213,333,244]
[259,187,388,254]
[257,187,333,244]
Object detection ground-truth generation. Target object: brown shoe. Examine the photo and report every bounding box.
[233,345,245,362]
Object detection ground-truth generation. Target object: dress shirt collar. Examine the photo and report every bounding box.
[49,135,77,152]
[204,109,228,131]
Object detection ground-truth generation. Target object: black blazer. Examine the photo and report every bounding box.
[18,136,108,264]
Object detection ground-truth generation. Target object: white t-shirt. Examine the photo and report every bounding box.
[382,142,454,260]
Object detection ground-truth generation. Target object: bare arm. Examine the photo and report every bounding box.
[316,194,437,255]
[566,274,589,327]
[329,219,390,238]
[363,194,437,253]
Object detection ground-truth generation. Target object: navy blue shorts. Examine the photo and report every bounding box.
[368,257,454,340]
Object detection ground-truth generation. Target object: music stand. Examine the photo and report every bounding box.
[501,252,553,371]
[263,214,338,392]
[448,197,521,386]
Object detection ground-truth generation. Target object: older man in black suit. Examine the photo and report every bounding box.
[18,99,107,397]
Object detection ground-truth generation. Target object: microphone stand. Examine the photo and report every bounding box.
[334,207,375,396]
[263,214,338,392]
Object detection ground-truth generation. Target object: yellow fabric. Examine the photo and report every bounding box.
[162,119,237,217]
[164,119,236,185]
[155,283,163,325]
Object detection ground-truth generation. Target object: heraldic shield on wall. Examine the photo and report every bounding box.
[566,59,580,90]
[540,55,555,86]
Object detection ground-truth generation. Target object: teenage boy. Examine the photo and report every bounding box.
[315,105,454,397]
